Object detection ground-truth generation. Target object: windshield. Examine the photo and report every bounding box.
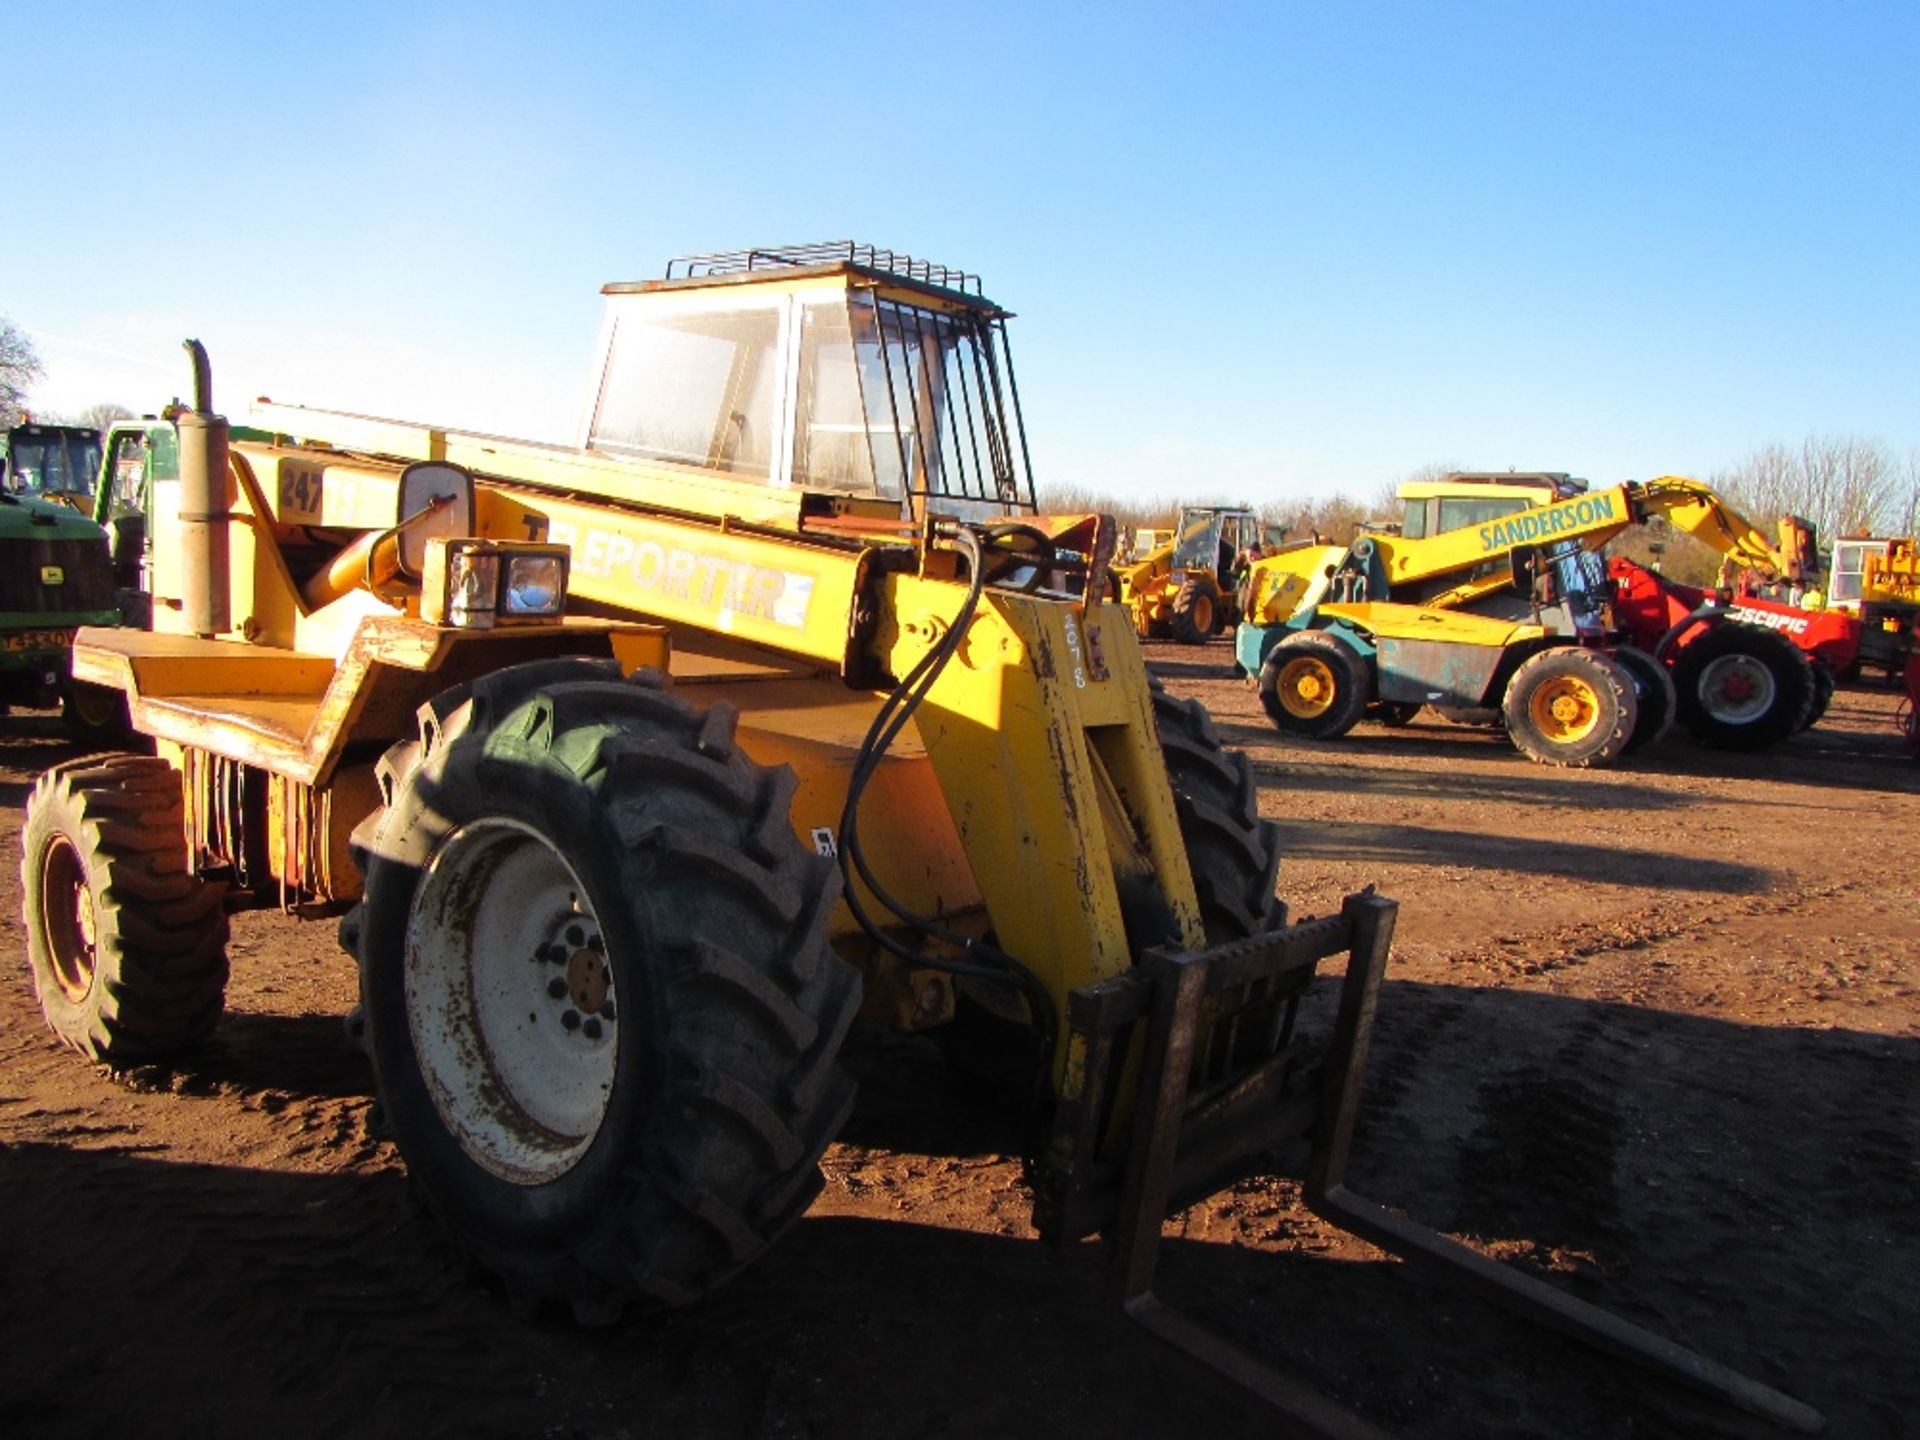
[846,293,1032,513]
[1829,541,1880,604]
[1172,511,1226,570]
[1435,496,1528,536]
[4,428,101,497]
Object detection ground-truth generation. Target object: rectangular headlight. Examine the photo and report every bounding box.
[502,553,567,618]
[421,539,571,628]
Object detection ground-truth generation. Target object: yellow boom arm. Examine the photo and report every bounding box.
[1243,474,1811,623]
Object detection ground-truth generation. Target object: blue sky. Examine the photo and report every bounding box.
[7,1,1915,503]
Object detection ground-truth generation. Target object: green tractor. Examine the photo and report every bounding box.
[0,417,192,740]
[0,423,123,738]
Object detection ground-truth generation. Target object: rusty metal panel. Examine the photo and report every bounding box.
[1375,636,1504,706]
[73,616,670,788]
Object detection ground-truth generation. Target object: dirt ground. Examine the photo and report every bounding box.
[1,648,1915,1440]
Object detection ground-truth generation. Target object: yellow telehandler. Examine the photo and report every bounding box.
[16,245,1818,1433]
[1112,505,1275,643]
[1236,472,1829,762]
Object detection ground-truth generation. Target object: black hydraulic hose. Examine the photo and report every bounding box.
[977,521,1058,593]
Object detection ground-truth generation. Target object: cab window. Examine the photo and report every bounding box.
[1435,497,1528,536]
[590,296,785,480]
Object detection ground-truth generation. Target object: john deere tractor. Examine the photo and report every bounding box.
[0,422,122,736]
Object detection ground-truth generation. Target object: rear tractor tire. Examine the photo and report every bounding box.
[1366,701,1421,728]
[1169,577,1222,645]
[60,679,136,751]
[20,754,229,1063]
[1670,623,1814,752]
[345,658,861,1323]
[1258,631,1370,740]
[1501,648,1638,768]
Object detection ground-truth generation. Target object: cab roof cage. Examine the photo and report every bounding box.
[666,241,984,296]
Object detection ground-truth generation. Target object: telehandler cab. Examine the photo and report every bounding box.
[17,246,1819,1433]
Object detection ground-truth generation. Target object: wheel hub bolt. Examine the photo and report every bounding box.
[566,924,586,947]
[601,1001,616,1023]
[582,1018,603,1041]
[547,977,568,999]
[561,1009,581,1031]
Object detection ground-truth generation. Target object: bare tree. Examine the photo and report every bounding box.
[1893,446,1920,539]
[1713,435,1898,546]
[1260,493,1372,545]
[1035,484,1176,534]
[1,317,41,429]
[60,402,136,434]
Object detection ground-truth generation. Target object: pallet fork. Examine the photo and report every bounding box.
[1042,892,1825,1437]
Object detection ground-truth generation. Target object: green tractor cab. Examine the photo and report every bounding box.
[0,487,122,732]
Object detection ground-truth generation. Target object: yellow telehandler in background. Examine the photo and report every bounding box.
[1113,504,1274,643]
[15,245,1818,1434]
[1236,471,1828,761]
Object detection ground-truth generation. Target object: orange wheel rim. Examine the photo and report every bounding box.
[40,835,97,1002]
[1278,656,1337,718]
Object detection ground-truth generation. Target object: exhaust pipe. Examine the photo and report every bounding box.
[176,338,231,638]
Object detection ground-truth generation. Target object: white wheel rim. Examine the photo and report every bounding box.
[1698,654,1776,725]
[406,817,621,1185]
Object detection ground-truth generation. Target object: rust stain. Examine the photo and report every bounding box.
[1032,631,1057,680]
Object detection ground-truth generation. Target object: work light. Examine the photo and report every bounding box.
[421,538,572,628]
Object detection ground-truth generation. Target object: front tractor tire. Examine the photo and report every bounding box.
[1670,623,1815,752]
[1501,647,1639,768]
[1169,576,1222,645]
[1805,663,1836,730]
[1258,631,1370,740]
[345,658,861,1323]
[1149,677,1285,939]
[20,755,229,1063]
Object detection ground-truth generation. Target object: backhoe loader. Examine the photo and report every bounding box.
[1113,504,1273,643]
[16,246,1819,1433]
[1238,471,1832,759]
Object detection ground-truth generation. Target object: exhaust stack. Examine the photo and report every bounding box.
[176,338,231,638]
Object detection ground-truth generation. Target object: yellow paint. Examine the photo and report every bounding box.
[1247,473,1800,624]
[1317,602,1547,647]
[878,578,1202,1067]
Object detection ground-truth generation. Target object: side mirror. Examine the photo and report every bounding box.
[395,462,475,578]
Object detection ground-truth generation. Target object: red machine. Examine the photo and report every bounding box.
[1608,557,1860,670]
[1607,557,1856,726]
[1904,652,1920,757]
